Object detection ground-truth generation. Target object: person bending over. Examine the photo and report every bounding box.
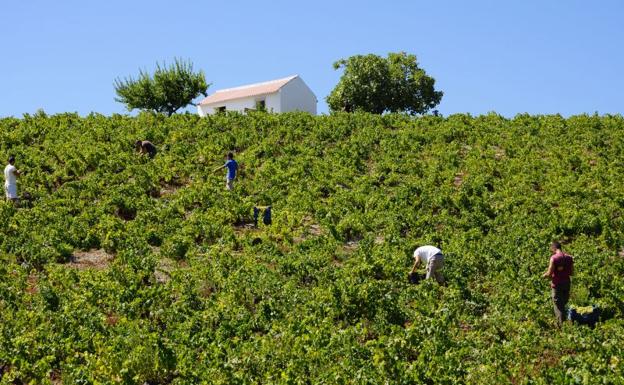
[135,140,157,158]
[411,245,445,285]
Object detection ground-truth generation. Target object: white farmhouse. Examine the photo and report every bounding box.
[197,75,317,116]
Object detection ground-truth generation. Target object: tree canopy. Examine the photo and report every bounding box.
[326,52,443,115]
[114,58,209,116]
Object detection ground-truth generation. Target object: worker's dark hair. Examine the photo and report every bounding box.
[551,240,562,250]
[227,152,234,159]
[8,155,15,163]
[135,140,142,147]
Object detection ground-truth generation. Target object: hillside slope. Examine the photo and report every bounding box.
[1,112,623,384]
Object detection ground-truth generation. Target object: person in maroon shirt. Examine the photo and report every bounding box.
[542,241,574,326]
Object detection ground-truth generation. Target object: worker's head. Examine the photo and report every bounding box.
[227,152,234,160]
[8,156,15,165]
[134,140,142,150]
[550,241,562,252]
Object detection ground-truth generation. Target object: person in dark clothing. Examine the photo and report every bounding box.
[135,140,157,158]
[543,241,574,326]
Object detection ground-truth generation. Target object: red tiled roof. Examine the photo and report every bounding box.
[198,75,298,106]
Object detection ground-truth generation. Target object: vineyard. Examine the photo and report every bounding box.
[0,111,623,384]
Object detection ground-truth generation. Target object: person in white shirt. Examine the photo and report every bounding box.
[410,245,445,284]
[4,156,21,203]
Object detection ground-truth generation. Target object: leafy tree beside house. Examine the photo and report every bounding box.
[326,52,443,115]
[114,58,209,116]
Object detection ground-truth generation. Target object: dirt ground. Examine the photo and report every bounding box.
[69,249,114,269]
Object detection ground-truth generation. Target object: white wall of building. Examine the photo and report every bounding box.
[279,77,317,115]
[197,76,317,116]
[265,92,281,113]
[198,92,282,116]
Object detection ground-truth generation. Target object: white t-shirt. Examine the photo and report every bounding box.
[4,164,17,186]
[414,245,442,264]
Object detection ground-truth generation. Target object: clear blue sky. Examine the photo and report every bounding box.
[1,0,622,117]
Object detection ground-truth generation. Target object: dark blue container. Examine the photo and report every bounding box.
[263,206,272,225]
[253,207,260,227]
[568,306,601,327]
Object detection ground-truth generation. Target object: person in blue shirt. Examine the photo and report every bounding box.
[214,152,239,190]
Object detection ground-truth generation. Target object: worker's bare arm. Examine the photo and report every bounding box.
[410,258,420,273]
[542,258,554,278]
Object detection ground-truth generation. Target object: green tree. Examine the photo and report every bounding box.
[114,58,209,116]
[326,52,443,115]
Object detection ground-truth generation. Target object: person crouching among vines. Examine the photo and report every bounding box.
[4,156,22,204]
[135,140,157,159]
[543,241,574,326]
[213,152,239,190]
[410,245,445,285]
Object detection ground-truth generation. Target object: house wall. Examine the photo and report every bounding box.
[198,92,281,116]
[265,93,281,113]
[197,76,317,116]
[279,77,317,115]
